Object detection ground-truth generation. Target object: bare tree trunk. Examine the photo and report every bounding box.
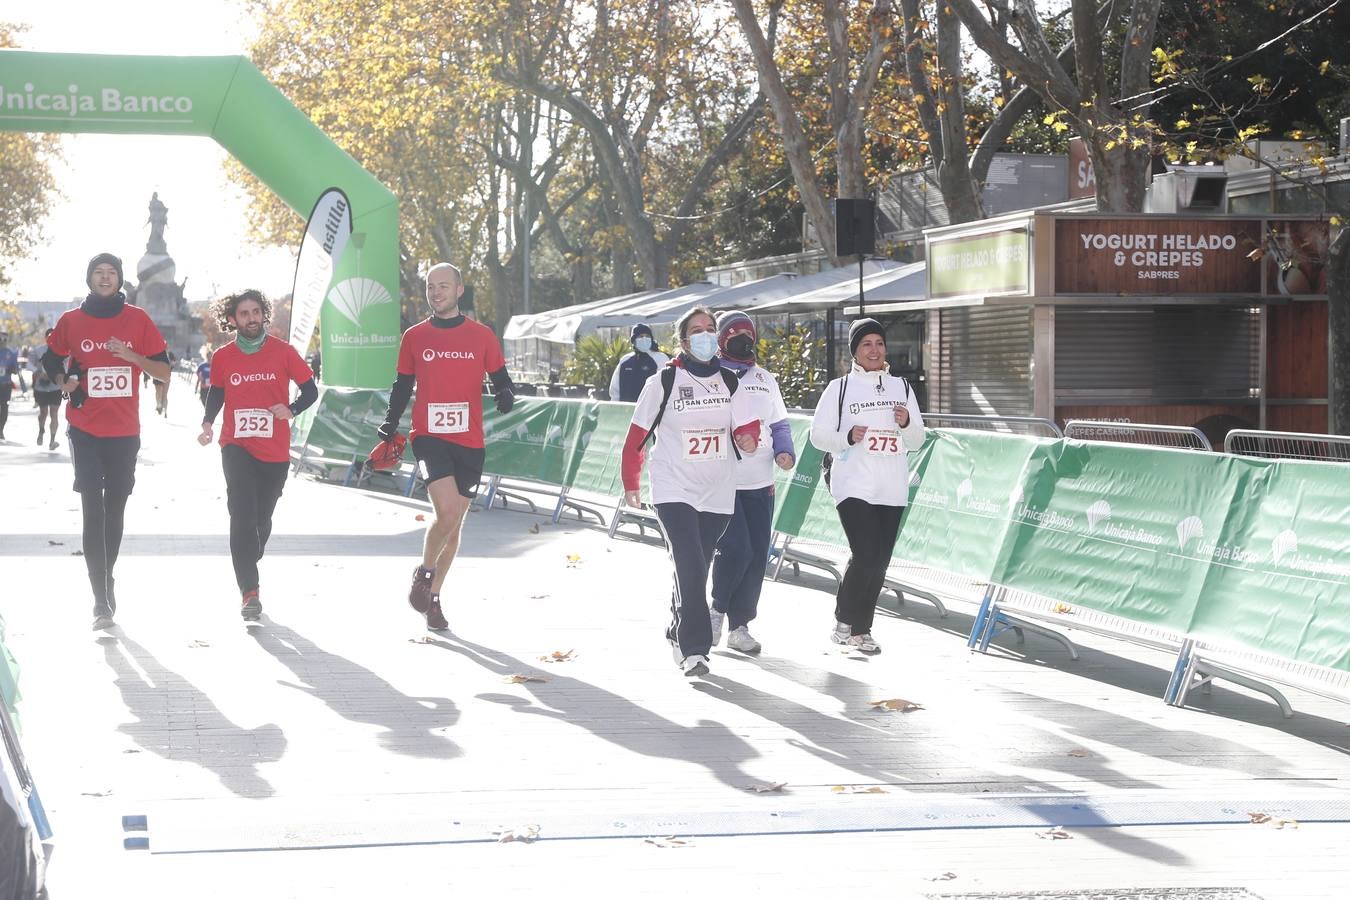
[1329,227,1350,434]
[730,0,839,261]
[934,3,980,223]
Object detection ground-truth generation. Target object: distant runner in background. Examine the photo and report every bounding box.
[609,322,670,402]
[32,329,63,451]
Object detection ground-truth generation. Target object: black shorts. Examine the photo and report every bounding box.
[68,426,140,495]
[35,390,62,410]
[411,436,485,499]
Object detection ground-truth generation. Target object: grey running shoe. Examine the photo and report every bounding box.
[726,626,762,654]
[409,566,434,614]
[92,607,114,631]
[708,608,726,647]
[425,595,449,631]
[829,621,852,645]
[844,633,881,655]
[681,655,710,677]
[241,589,262,622]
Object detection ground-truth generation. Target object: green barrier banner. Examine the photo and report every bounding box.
[482,396,597,486]
[0,51,400,388]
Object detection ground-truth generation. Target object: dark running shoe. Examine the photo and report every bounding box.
[409,566,434,614]
[241,589,263,621]
[92,605,114,631]
[425,596,449,631]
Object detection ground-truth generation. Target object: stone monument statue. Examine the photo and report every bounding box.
[133,192,199,357]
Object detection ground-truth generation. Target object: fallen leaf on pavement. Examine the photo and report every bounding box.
[81,791,111,797]
[415,514,426,522]
[926,872,958,882]
[529,593,549,599]
[743,782,787,793]
[407,636,436,644]
[1053,603,1074,615]
[188,639,210,648]
[1248,812,1271,824]
[870,698,923,712]
[540,650,576,663]
[72,550,84,556]
[566,553,582,567]
[831,785,887,794]
[1272,817,1299,829]
[1067,749,1092,757]
[493,824,540,843]
[1037,826,1072,840]
[47,540,63,546]
[529,523,540,534]
[644,836,691,848]
[504,674,548,684]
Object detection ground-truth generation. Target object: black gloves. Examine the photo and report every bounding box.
[377,421,398,442]
[495,391,515,415]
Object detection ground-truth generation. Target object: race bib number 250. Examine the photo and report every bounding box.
[87,366,133,398]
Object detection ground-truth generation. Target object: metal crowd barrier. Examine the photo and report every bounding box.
[1223,428,1350,463]
[1064,420,1212,450]
[923,413,1063,438]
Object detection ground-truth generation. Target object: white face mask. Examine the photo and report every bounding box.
[634,336,653,353]
[687,331,718,362]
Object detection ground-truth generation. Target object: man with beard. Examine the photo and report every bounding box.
[198,290,317,622]
[44,253,171,629]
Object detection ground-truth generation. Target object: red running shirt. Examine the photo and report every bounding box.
[210,337,314,463]
[47,304,168,438]
[397,317,505,448]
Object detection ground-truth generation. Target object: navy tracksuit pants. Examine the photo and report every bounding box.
[710,486,775,629]
[655,502,731,661]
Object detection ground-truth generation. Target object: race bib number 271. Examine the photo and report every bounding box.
[682,427,727,461]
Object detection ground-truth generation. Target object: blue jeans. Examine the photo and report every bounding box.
[710,486,775,629]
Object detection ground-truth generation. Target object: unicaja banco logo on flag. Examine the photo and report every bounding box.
[1271,529,1298,565]
[1007,484,1025,512]
[326,277,394,327]
[1175,515,1204,550]
[1086,500,1112,531]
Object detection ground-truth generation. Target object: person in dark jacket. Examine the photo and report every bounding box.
[608,322,670,402]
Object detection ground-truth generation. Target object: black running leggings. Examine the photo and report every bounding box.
[0,386,10,435]
[82,489,131,610]
[222,443,290,593]
[834,498,906,635]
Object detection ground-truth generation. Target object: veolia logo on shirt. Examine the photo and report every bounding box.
[230,372,279,386]
[422,348,477,362]
[80,338,132,353]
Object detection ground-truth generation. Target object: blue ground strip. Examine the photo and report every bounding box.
[135,790,1350,854]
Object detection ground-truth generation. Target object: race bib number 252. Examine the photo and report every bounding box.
[233,408,275,439]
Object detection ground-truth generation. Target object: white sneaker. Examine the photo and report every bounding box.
[708,608,726,646]
[844,633,881,655]
[829,621,852,645]
[681,654,710,677]
[726,626,761,654]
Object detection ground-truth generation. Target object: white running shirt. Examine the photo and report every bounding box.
[810,364,925,507]
[630,365,758,514]
[725,364,790,491]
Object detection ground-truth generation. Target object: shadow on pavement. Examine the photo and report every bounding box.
[100,633,285,798]
[248,620,460,759]
[426,634,760,791]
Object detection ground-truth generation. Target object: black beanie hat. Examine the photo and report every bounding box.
[86,253,124,291]
[848,318,885,356]
[630,322,654,343]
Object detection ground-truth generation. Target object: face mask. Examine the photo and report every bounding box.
[687,331,718,362]
[634,336,653,353]
[725,334,755,360]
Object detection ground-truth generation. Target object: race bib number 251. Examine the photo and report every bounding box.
[428,402,470,434]
[87,366,133,398]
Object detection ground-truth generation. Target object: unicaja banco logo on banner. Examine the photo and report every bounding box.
[325,278,399,347]
[1175,515,1204,550]
[1086,500,1112,530]
[0,82,194,119]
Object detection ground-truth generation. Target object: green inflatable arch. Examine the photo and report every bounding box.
[0,50,399,388]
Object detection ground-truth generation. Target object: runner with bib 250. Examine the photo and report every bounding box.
[199,290,318,623]
[43,253,172,630]
[377,263,515,632]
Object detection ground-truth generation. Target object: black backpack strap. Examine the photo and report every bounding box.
[836,374,848,430]
[643,366,678,446]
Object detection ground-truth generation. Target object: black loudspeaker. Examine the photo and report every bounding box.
[834,198,876,257]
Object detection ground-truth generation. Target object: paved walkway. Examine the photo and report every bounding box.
[1,382,1348,899]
